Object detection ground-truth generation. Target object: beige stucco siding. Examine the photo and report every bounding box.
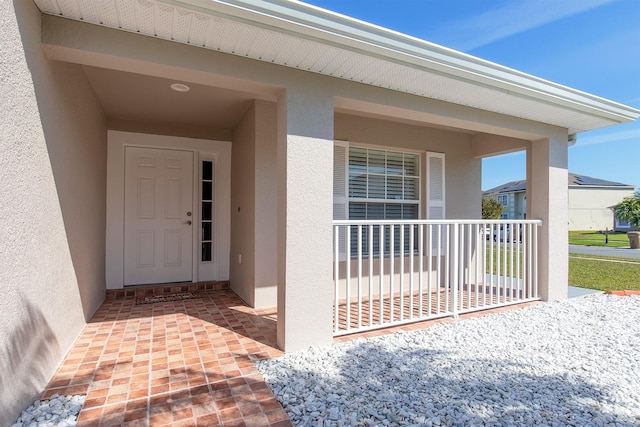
[568,187,635,230]
[0,1,107,424]
[230,100,279,308]
[230,102,258,305]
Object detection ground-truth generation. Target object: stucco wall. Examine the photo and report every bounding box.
[568,187,634,230]
[230,101,278,308]
[230,102,257,305]
[253,100,278,307]
[0,1,107,424]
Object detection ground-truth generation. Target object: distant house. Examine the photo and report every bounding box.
[484,173,636,231]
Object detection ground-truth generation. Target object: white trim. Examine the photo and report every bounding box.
[197,153,219,281]
[426,151,446,219]
[35,0,639,131]
[340,139,425,155]
[175,0,639,123]
[615,218,631,229]
[106,130,231,289]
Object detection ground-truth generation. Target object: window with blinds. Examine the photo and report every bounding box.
[334,142,447,258]
[347,146,420,220]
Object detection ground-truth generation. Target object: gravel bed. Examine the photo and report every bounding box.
[256,294,640,426]
[11,394,84,427]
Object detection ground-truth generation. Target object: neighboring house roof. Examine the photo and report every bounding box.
[34,0,640,135]
[567,173,633,188]
[484,173,634,194]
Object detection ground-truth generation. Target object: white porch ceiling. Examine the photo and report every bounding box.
[33,0,639,135]
[83,66,255,129]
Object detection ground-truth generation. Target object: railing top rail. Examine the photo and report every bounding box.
[332,219,543,226]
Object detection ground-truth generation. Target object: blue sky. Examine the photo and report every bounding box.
[302,0,640,190]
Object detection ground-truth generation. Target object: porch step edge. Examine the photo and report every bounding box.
[105,281,230,300]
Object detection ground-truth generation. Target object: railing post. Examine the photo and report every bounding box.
[345,225,351,332]
[357,224,362,329]
[452,223,459,317]
[333,225,339,334]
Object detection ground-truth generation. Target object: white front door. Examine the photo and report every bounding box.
[124,147,193,285]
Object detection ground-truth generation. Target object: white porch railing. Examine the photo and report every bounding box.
[332,219,542,336]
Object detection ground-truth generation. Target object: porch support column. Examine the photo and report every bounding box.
[527,131,568,301]
[276,86,334,352]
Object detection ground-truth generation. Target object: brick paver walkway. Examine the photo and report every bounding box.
[41,290,290,426]
[40,287,540,426]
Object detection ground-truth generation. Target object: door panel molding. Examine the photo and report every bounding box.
[124,146,193,285]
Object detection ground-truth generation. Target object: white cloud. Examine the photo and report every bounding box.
[438,0,615,51]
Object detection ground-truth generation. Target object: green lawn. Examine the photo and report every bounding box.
[486,248,640,292]
[568,230,629,247]
[569,254,640,292]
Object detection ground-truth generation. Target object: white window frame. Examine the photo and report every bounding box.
[497,194,508,207]
[615,218,631,229]
[346,144,422,220]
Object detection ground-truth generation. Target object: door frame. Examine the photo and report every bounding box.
[106,130,232,289]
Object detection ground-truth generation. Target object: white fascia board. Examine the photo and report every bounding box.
[173,0,640,127]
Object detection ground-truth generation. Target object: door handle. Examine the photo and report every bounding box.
[184,220,192,225]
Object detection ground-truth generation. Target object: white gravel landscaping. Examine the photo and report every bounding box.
[256,294,640,426]
[11,394,84,427]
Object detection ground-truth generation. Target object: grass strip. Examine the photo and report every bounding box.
[568,230,629,247]
[569,255,640,292]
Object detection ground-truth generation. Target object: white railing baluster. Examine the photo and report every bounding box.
[452,224,459,315]
[502,229,508,303]
[436,224,441,315]
[368,224,374,327]
[345,225,351,331]
[418,224,424,317]
[489,224,494,305]
[334,225,339,334]
[389,225,395,323]
[495,226,500,303]
[427,224,433,317]
[332,219,542,336]
[466,224,472,309]
[531,226,540,298]
[474,224,480,308]
[379,224,384,325]
[527,223,532,298]
[509,226,514,302]
[516,225,521,301]
[399,223,405,321]
[409,224,415,319]
[357,225,363,328]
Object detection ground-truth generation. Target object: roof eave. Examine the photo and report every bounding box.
[177,0,640,129]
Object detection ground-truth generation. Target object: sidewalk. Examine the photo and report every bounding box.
[569,244,640,260]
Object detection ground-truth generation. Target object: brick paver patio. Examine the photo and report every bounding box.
[40,287,538,426]
[41,289,290,426]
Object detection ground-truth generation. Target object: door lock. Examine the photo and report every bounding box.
[186,211,192,217]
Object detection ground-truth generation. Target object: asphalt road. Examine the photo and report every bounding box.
[569,244,640,260]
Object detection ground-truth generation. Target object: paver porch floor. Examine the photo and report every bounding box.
[42,290,290,427]
[41,288,538,426]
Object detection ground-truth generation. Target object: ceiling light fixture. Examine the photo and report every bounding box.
[170,83,190,92]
